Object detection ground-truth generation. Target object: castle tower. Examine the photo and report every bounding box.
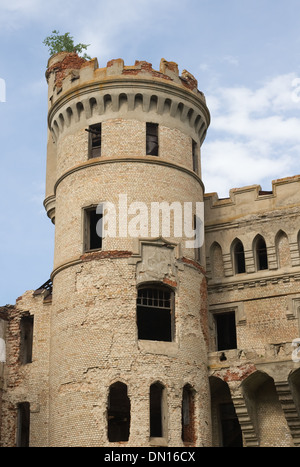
[44,53,210,447]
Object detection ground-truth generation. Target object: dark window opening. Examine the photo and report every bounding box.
[86,123,101,158]
[215,312,237,351]
[256,237,268,270]
[150,383,164,438]
[146,123,159,156]
[17,402,30,447]
[233,240,246,274]
[137,287,174,342]
[220,403,243,447]
[192,140,198,173]
[20,316,33,365]
[84,207,103,251]
[181,385,195,444]
[107,382,130,442]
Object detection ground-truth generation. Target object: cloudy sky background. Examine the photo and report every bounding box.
[0,0,299,304]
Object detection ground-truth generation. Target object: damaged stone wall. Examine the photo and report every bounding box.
[205,177,300,446]
[47,253,210,446]
[0,292,51,447]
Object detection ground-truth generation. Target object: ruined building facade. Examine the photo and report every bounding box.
[0,53,300,447]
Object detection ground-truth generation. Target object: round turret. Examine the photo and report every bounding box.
[45,53,211,447]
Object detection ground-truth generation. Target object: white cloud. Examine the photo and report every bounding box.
[202,140,292,196]
[202,73,300,197]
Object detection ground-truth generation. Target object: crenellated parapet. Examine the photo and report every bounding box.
[204,175,300,226]
[205,175,300,282]
[45,53,210,144]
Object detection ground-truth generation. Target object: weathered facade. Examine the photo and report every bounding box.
[0,53,300,447]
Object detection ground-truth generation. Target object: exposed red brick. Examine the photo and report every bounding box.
[122,61,172,82]
[181,257,206,275]
[163,277,177,288]
[223,364,257,383]
[46,53,88,88]
[80,250,133,262]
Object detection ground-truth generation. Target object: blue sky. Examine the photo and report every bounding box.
[0,0,300,305]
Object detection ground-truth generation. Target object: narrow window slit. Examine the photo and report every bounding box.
[146,123,159,156]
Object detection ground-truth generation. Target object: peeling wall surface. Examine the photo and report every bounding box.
[1,54,300,447]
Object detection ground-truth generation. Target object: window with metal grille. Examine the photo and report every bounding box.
[146,123,159,156]
[137,286,174,341]
[86,123,101,158]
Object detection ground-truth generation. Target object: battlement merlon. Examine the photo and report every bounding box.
[45,52,207,106]
[204,175,300,226]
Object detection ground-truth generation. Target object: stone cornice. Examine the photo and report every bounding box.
[48,76,210,144]
[53,156,205,195]
[208,268,300,296]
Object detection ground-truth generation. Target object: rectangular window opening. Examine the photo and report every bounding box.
[87,123,101,158]
[146,123,159,156]
[17,402,30,447]
[84,207,103,252]
[215,312,237,351]
[20,316,34,365]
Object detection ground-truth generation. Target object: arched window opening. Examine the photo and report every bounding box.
[233,240,246,274]
[150,382,166,438]
[255,236,268,270]
[210,377,243,447]
[137,286,174,342]
[181,385,195,444]
[276,230,291,268]
[107,382,130,442]
[210,242,224,280]
[219,403,243,447]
